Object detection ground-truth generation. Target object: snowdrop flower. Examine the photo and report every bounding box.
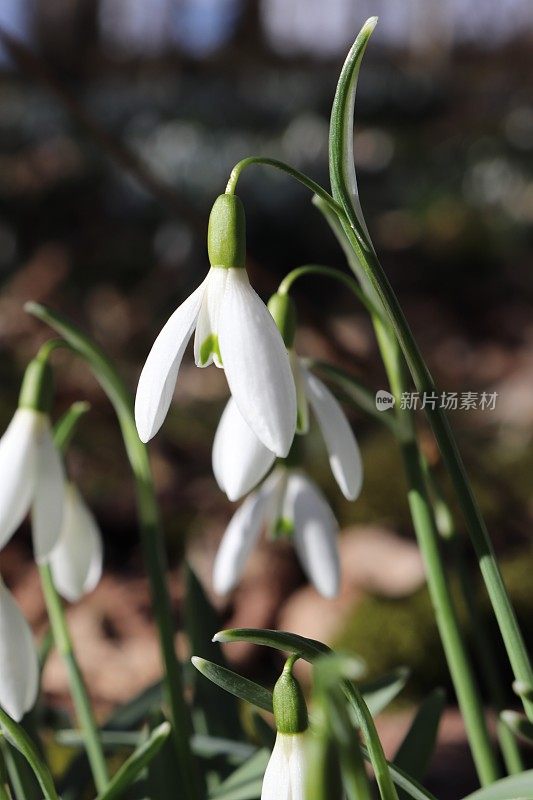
[49,482,103,602]
[0,358,64,562]
[213,356,362,503]
[262,657,309,800]
[0,576,39,721]
[213,466,340,598]
[135,194,296,456]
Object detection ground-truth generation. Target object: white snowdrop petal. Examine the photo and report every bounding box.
[213,483,272,595]
[193,267,228,368]
[288,734,308,800]
[303,368,363,500]
[218,269,296,457]
[212,397,276,501]
[261,734,292,800]
[0,409,39,550]
[50,484,103,602]
[32,423,65,563]
[135,279,206,443]
[287,473,340,598]
[0,578,39,721]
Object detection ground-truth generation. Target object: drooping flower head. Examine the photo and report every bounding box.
[135,193,297,456]
[0,576,39,721]
[0,355,64,562]
[213,291,363,503]
[47,401,104,602]
[262,656,309,800]
[213,466,340,599]
[49,482,103,603]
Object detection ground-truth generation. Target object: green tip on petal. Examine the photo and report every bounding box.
[199,333,222,366]
[208,193,246,269]
[273,656,308,735]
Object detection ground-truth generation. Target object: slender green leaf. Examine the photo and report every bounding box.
[462,770,533,800]
[95,722,171,800]
[56,730,141,748]
[329,17,377,251]
[360,748,438,800]
[209,749,270,800]
[106,681,164,730]
[394,689,446,790]
[186,566,241,739]
[191,736,256,761]
[0,710,59,800]
[0,737,41,800]
[325,692,372,800]
[145,712,180,800]
[359,668,410,717]
[214,628,332,662]
[192,657,273,713]
[58,680,165,799]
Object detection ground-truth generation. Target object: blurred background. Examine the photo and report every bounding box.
[0,0,532,793]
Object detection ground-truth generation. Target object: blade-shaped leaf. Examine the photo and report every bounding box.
[360,747,438,800]
[186,566,242,739]
[191,736,256,761]
[209,748,270,800]
[58,680,165,800]
[462,769,533,800]
[145,712,181,800]
[0,710,59,800]
[192,657,273,713]
[214,628,332,662]
[394,689,446,790]
[95,722,171,800]
[329,17,378,249]
[0,738,41,800]
[359,668,410,717]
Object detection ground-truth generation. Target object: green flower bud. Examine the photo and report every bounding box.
[267,292,297,348]
[273,656,308,735]
[18,357,54,413]
[207,193,246,269]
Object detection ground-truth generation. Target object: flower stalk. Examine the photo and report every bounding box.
[25,302,200,800]
[38,563,108,793]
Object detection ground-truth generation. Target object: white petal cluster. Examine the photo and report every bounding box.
[0,577,39,721]
[49,483,103,602]
[0,408,64,562]
[135,267,297,457]
[261,732,307,800]
[213,357,362,503]
[213,466,340,598]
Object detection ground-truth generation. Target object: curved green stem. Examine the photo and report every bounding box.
[278,263,383,320]
[337,206,533,721]
[422,463,524,775]
[39,564,108,793]
[24,302,200,800]
[343,683,399,800]
[315,200,499,784]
